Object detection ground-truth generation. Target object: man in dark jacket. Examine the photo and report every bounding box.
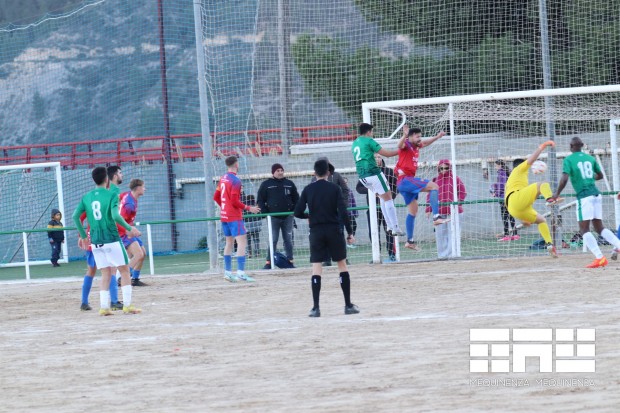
[47,208,65,267]
[257,163,300,269]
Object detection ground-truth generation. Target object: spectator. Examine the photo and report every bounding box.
[492,160,518,241]
[257,163,299,269]
[356,153,398,262]
[425,159,467,259]
[47,208,64,267]
[242,194,262,258]
[344,177,358,248]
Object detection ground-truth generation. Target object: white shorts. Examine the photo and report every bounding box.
[91,241,129,269]
[576,195,603,221]
[359,173,389,195]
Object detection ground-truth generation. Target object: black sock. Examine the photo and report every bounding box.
[339,272,351,307]
[311,275,321,308]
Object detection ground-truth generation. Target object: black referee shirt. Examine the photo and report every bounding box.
[294,178,352,235]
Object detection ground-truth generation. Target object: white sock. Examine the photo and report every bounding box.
[583,232,603,259]
[380,198,400,230]
[100,290,111,309]
[121,285,132,307]
[600,228,620,250]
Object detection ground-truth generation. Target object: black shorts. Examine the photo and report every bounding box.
[309,225,347,263]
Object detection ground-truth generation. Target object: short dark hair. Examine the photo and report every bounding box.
[225,156,238,167]
[107,165,121,181]
[92,166,108,185]
[129,178,144,190]
[314,159,329,177]
[513,158,525,169]
[408,127,422,136]
[359,123,373,135]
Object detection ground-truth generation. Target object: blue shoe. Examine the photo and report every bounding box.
[237,271,255,282]
[224,271,238,282]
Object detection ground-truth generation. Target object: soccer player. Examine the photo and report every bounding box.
[78,212,123,311]
[73,166,142,315]
[119,179,148,285]
[395,125,448,250]
[551,137,620,268]
[504,140,561,257]
[213,156,261,282]
[107,165,123,288]
[352,123,403,236]
[294,158,358,317]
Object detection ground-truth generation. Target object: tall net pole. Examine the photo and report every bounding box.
[278,0,292,154]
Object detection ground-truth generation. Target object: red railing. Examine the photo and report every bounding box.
[0,124,356,168]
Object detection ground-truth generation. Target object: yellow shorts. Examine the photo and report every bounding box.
[506,183,539,223]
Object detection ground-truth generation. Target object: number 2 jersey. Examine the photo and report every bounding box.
[213,172,247,222]
[72,187,131,244]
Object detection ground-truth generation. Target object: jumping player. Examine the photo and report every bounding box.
[352,123,403,236]
[214,156,261,282]
[395,125,448,250]
[504,140,561,257]
[551,137,620,267]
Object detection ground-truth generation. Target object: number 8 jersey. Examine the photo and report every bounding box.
[73,187,127,244]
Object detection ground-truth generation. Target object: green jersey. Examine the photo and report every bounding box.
[352,136,381,178]
[109,182,120,197]
[562,151,601,199]
[72,186,131,244]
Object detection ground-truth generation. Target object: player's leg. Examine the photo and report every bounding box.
[308,229,326,317]
[221,222,238,281]
[325,226,359,315]
[107,241,140,314]
[233,221,254,282]
[419,180,448,225]
[362,172,402,235]
[537,182,563,205]
[397,177,425,245]
[126,239,147,286]
[80,251,97,311]
[98,266,114,316]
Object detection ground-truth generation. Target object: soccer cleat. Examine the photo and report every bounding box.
[498,236,512,242]
[433,214,450,226]
[546,243,558,258]
[344,304,360,315]
[308,307,321,317]
[131,278,148,287]
[545,197,564,207]
[511,235,521,241]
[389,228,406,237]
[224,271,238,282]
[611,249,619,261]
[586,257,608,268]
[80,303,92,311]
[122,304,142,314]
[111,301,124,311]
[237,272,255,282]
[404,241,421,251]
[99,308,113,316]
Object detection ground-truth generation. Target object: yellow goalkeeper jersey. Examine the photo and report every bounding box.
[504,160,530,199]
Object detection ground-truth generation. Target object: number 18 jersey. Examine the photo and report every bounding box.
[562,151,601,199]
[75,187,122,244]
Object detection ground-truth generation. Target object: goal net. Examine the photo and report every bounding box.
[0,162,68,267]
[362,85,620,260]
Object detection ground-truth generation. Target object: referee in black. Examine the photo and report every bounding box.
[294,158,359,317]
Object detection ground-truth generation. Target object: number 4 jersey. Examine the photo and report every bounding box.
[73,187,129,244]
[562,151,601,199]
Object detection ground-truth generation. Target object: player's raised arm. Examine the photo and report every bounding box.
[420,130,446,148]
[378,147,398,157]
[526,140,555,165]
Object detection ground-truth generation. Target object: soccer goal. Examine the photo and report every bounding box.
[362,85,620,261]
[0,162,68,269]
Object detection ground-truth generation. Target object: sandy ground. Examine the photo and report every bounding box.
[1,254,619,413]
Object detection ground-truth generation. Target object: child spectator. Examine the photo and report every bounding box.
[47,208,64,267]
[492,160,518,241]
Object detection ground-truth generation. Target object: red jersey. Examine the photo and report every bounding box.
[213,172,246,222]
[117,191,138,237]
[395,140,420,182]
[79,211,92,251]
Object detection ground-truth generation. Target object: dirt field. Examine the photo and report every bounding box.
[1,254,619,412]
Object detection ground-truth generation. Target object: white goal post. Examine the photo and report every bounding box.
[0,162,68,274]
[361,85,620,262]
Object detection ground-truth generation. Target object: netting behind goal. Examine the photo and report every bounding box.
[363,87,620,259]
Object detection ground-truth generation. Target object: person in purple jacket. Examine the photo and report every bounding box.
[492,160,519,241]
